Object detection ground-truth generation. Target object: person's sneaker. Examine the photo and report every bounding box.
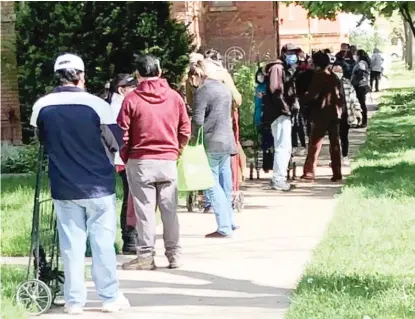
[342,156,350,166]
[102,294,131,313]
[203,207,214,214]
[64,306,83,315]
[269,181,292,191]
[292,147,298,155]
[168,256,181,269]
[121,257,156,270]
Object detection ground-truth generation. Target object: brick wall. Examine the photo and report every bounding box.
[1,1,22,144]
[171,1,348,68]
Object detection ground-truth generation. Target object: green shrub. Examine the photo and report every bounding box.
[234,64,257,142]
[15,1,194,142]
[1,142,39,174]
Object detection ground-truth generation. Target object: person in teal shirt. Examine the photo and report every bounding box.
[254,68,267,128]
[253,67,274,172]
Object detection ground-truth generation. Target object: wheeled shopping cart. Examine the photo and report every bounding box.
[15,145,64,316]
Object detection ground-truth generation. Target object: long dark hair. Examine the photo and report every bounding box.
[106,73,133,104]
[357,49,371,67]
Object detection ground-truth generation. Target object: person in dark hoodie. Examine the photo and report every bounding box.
[263,43,300,191]
[117,55,191,270]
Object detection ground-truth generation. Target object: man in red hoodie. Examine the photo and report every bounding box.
[117,55,191,270]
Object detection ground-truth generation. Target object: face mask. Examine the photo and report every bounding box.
[334,72,343,79]
[257,74,265,83]
[285,54,298,66]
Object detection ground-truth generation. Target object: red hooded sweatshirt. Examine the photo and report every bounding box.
[117,78,191,162]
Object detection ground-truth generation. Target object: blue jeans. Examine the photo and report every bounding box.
[53,194,119,307]
[205,154,235,235]
[203,173,225,208]
[271,115,292,183]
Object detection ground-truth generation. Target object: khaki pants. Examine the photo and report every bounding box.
[126,159,180,259]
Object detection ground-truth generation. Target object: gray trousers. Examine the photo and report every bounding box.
[126,159,180,259]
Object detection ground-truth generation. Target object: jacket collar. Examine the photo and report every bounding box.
[53,86,84,93]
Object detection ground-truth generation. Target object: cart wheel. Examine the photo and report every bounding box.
[16,279,53,316]
[186,193,194,212]
[236,192,245,212]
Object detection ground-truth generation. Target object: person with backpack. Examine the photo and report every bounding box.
[332,64,362,166]
[300,51,343,182]
[106,74,138,255]
[263,43,300,191]
[351,49,371,128]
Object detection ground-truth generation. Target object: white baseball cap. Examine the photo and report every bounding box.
[54,53,85,72]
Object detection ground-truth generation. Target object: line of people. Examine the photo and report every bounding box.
[254,42,380,190]
[30,50,246,314]
[29,43,382,314]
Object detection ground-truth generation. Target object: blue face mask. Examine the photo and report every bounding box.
[285,54,298,65]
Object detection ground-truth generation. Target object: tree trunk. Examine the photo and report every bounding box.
[404,21,413,70]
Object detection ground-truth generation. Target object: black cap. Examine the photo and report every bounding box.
[117,76,137,88]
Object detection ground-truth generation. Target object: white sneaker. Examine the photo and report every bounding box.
[102,293,131,313]
[64,306,83,315]
[269,181,292,191]
[342,156,350,166]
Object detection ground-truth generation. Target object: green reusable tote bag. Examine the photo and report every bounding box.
[177,127,214,192]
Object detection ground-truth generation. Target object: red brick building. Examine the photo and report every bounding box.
[171,1,348,70]
[1,1,22,144]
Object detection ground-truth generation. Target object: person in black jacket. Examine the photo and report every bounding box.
[351,49,371,128]
[263,43,300,191]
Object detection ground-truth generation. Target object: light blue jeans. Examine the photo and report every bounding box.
[271,115,292,183]
[53,194,119,307]
[205,154,235,235]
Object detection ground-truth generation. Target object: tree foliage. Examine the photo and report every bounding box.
[294,1,415,37]
[15,1,194,142]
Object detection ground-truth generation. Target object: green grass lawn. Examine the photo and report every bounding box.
[1,265,29,319]
[1,175,126,256]
[287,67,415,318]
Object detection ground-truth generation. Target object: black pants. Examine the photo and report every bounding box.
[291,110,306,148]
[339,117,350,157]
[370,71,381,92]
[355,86,368,125]
[118,170,136,252]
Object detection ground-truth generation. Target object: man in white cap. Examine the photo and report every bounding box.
[30,53,130,314]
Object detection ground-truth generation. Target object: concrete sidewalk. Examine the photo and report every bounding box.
[8,106,375,319]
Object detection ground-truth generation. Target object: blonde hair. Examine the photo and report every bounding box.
[187,61,207,88]
[188,61,206,78]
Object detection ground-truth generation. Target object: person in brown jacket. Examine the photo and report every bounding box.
[301,51,343,182]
